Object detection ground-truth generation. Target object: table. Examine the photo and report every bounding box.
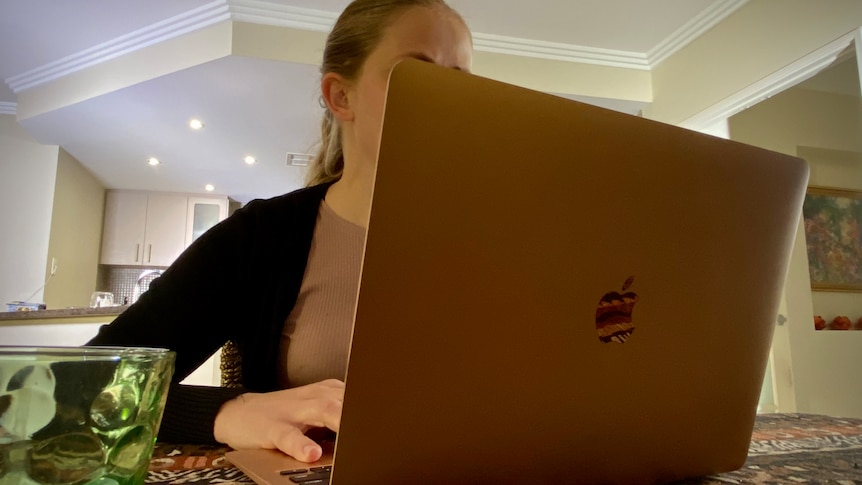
[146,413,862,484]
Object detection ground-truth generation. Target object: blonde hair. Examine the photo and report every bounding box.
[305,0,465,187]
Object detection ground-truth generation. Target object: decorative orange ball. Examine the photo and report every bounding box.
[831,316,852,330]
[814,315,826,330]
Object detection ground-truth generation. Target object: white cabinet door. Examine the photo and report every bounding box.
[101,192,147,265]
[0,323,103,346]
[186,196,228,247]
[101,191,188,267]
[143,193,188,266]
[0,324,221,386]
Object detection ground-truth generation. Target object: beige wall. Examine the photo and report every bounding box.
[799,147,862,189]
[232,22,326,66]
[728,84,862,418]
[471,51,651,102]
[0,115,59,306]
[231,21,652,102]
[646,0,862,125]
[43,149,106,309]
[729,88,862,154]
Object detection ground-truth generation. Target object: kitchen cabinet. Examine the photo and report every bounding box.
[101,191,188,266]
[0,322,105,346]
[144,193,189,266]
[0,313,221,386]
[101,191,148,265]
[186,196,228,247]
[101,191,231,267]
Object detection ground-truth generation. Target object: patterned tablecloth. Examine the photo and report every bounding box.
[146,413,862,484]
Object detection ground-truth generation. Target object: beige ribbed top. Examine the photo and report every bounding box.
[278,200,366,388]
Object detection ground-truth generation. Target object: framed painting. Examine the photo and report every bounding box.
[802,186,862,292]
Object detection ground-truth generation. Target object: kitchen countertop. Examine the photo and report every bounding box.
[0,305,129,323]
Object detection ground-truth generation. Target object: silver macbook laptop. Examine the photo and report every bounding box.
[227,58,809,484]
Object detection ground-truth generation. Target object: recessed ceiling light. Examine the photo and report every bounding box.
[244,155,256,165]
[147,157,160,166]
[205,184,215,192]
[189,119,204,130]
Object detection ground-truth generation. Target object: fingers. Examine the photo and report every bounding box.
[283,381,344,432]
[213,379,345,462]
[295,396,343,432]
[272,426,324,463]
[318,378,345,389]
[291,379,344,399]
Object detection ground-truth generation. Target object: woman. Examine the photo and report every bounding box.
[88,0,473,463]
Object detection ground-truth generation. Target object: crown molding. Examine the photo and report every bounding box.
[229,0,337,32]
[227,1,652,69]
[225,1,751,69]
[472,33,650,70]
[6,0,231,93]
[4,0,749,93]
[649,0,749,68]
[680,29,858,131]
[0,102,17,115]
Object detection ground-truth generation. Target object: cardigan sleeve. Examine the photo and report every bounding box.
[87,198,263,443]
[86,184,327,444]
[156,384,247,444]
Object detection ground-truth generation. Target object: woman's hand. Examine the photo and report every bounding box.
[213,379,344,462]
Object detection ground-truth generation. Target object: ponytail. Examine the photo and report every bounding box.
[306,109,344,186]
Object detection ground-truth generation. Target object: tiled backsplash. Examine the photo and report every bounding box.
[98,266,164,305]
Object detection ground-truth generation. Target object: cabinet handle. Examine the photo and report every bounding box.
[135,244,140,262]
[148,244,153,263]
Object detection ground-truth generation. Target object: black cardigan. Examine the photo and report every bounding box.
[88,183,331,443]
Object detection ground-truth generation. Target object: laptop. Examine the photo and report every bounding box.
[226,58,809,484]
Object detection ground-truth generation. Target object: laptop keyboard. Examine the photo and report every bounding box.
[280,465,332,484]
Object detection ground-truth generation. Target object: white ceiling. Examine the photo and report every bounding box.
[0,1,215,88]
[1,0,738,202]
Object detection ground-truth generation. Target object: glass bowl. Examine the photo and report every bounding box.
[0,346,175,485]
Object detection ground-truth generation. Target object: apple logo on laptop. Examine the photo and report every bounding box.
[595,276,639,344]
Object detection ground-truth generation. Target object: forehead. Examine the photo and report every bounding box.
[375,6,472,68]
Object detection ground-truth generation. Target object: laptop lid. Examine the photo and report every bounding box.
[229,59,809,484]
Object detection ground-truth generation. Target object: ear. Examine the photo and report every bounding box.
[321,72,354,122]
